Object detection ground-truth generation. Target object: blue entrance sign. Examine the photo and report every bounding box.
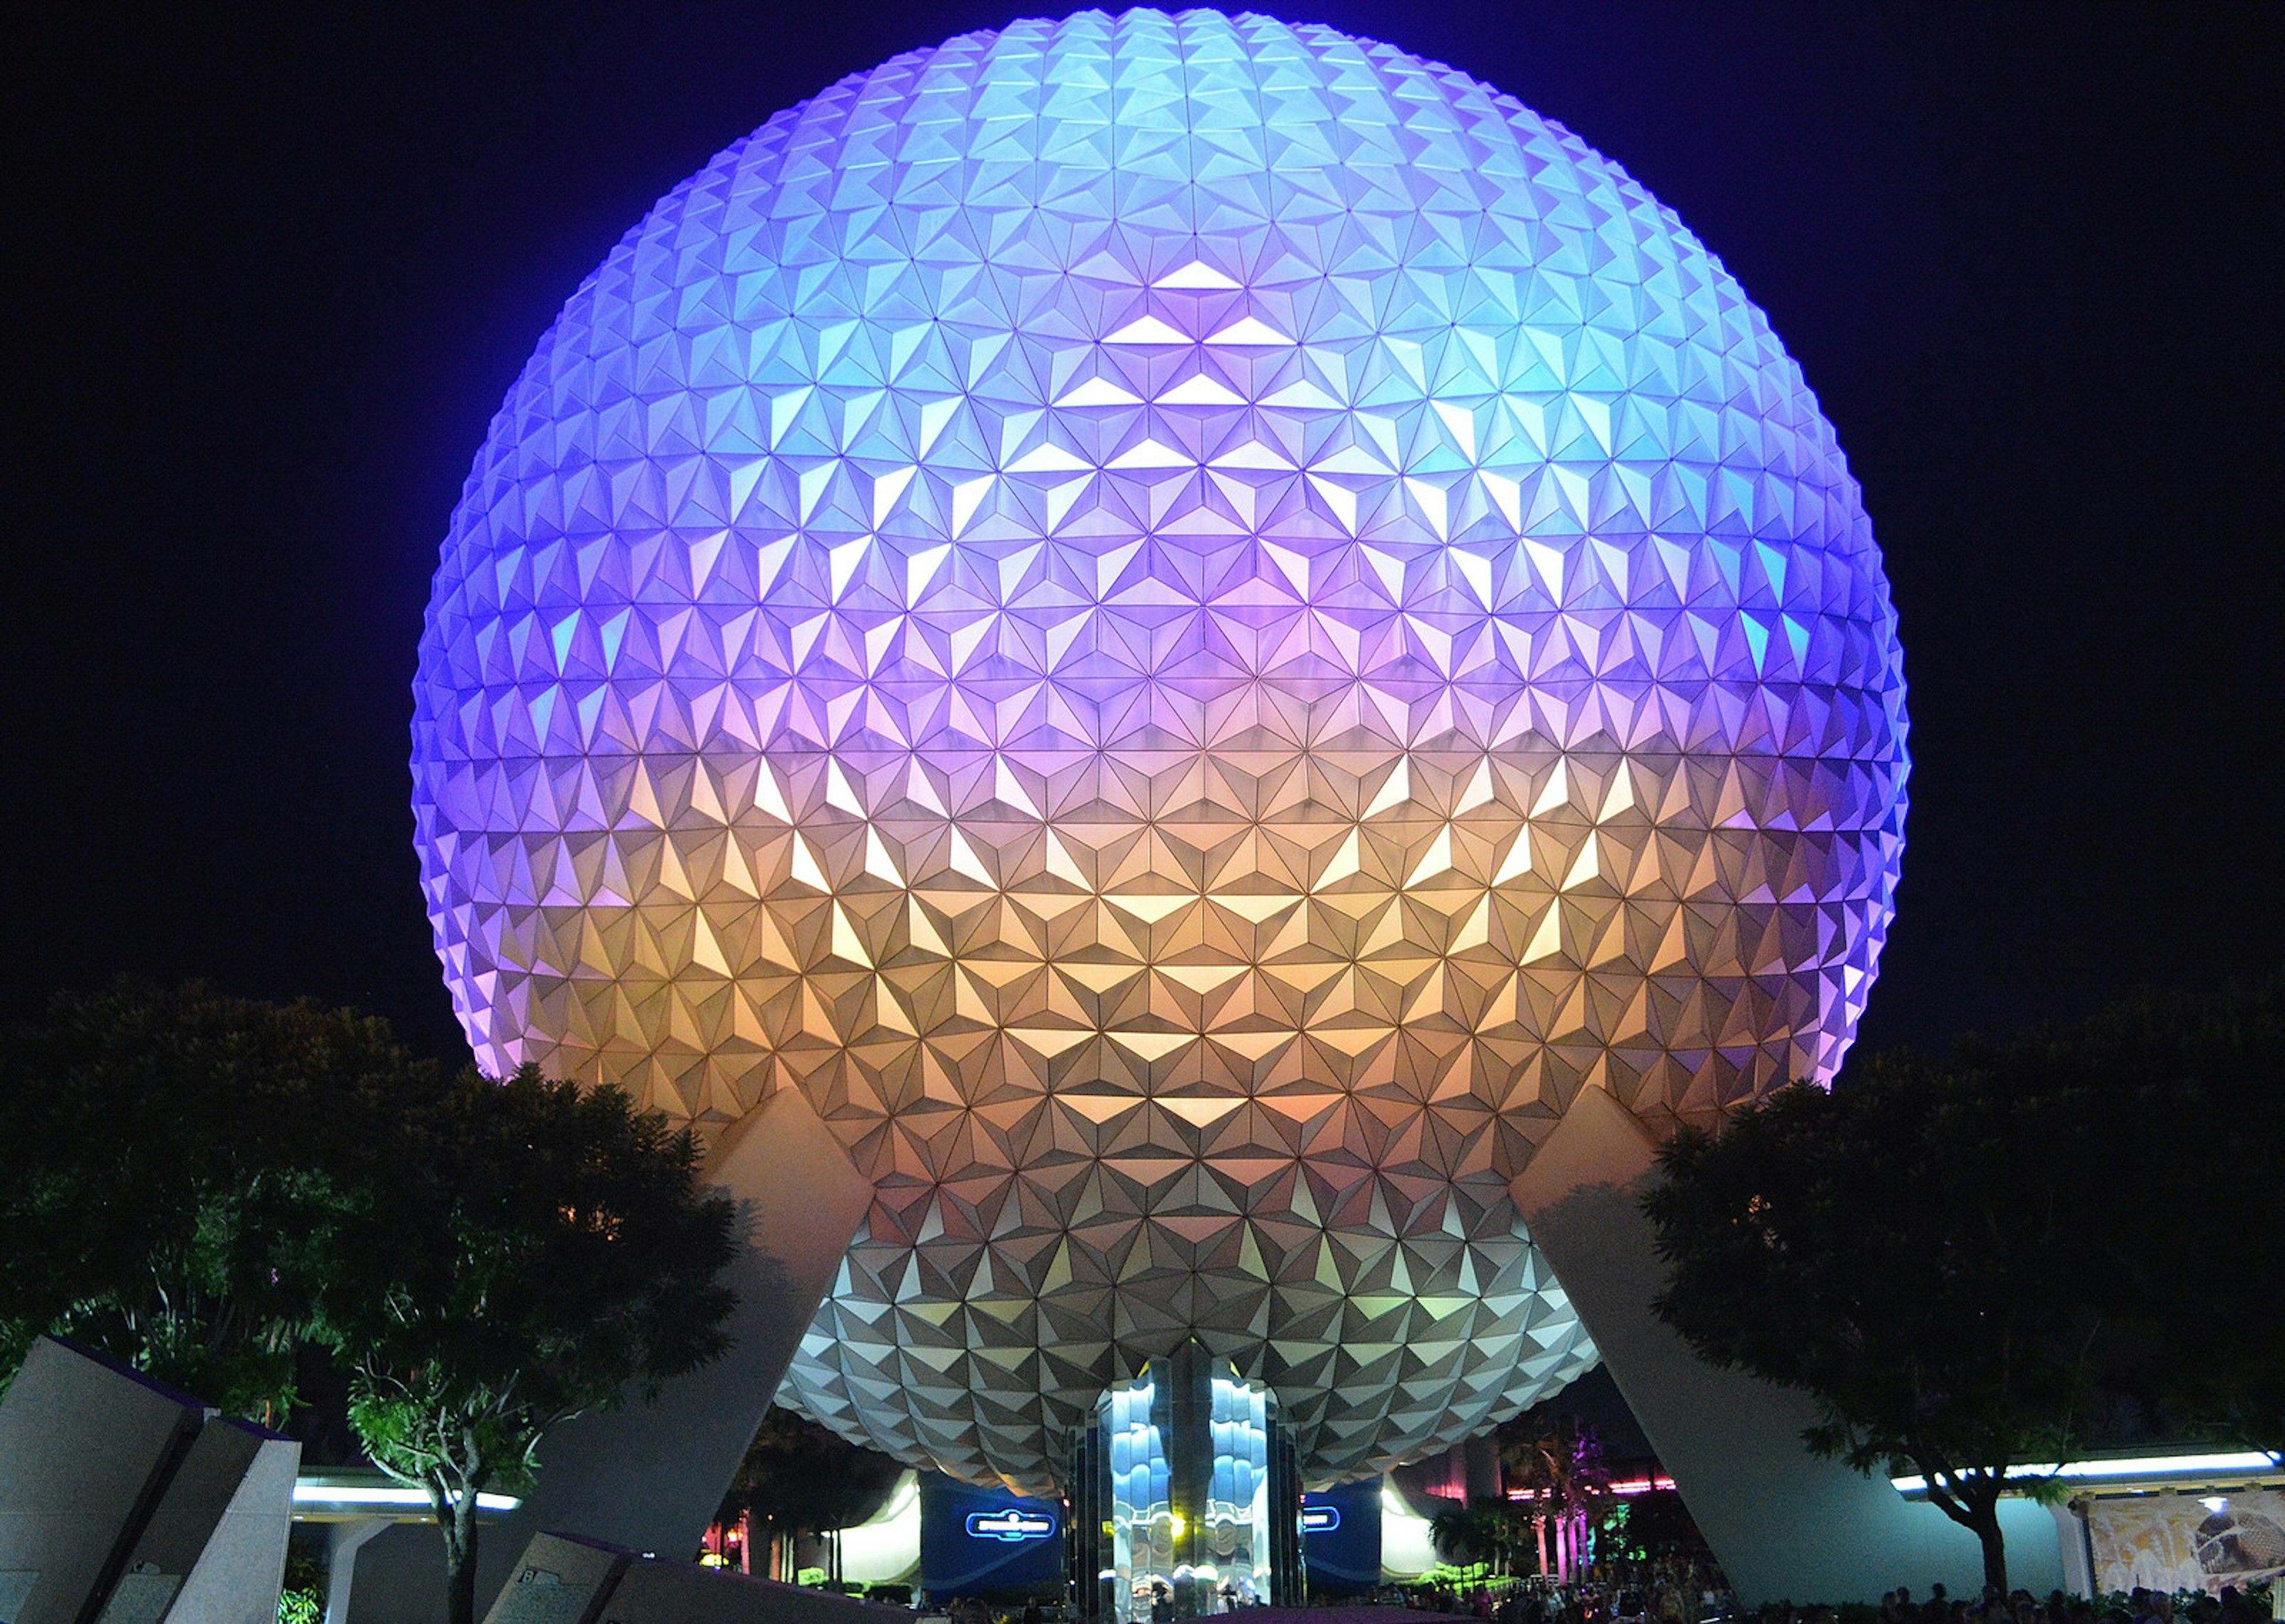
[922,1474,1063,1598]
[1301,1506,1342,1534]
[965,1509,1057,1544]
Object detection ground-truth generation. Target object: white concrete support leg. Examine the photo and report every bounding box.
[0,1340,302,1624]
[1510,1088,2063,1604]
[148,1424,301,1624]
[324,1519,392,1624]
[0,1338,206,1624]
[2049,1502,2093,1598]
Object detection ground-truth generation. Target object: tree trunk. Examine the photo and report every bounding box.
[1918,1464,2009,1599]
[1968,1498,2007,1595]
[430,1475,483,1624]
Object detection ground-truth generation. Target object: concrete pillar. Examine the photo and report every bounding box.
[0,1338,206,1624]
[0,1338,299,1624]
[121,1417,300,1624]
[2051,1502,2093,1598]
[323,1519,394,1624]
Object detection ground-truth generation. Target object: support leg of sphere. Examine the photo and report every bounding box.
[1508,1088,2067,1605]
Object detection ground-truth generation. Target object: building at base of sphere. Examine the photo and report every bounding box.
[1067,1342,1306,1620]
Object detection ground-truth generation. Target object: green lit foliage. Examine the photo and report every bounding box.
[1426,1503,1504,1573]
[276,1547,326,1624]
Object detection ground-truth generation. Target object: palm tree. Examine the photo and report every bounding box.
[1430,1501,1518,1573]
[1498,1410,1612,1582]
[722,1408,902,1585]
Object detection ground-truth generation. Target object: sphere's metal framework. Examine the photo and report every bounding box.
[411,9,1908,1495]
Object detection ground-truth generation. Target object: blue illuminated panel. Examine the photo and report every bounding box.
[1300,1483,1383,1594]
[921,1474,1063,1599]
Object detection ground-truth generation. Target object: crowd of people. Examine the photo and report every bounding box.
[1363,1572,2278,1624]
[1874,1583,2275,1624]
[916,1576,2278,1624]
[1368,1557,1732,1624]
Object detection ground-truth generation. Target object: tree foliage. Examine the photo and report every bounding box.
[1643,975,2284,1590]
[1498,1408,1613,1519]
[0,987,743,1624]
[1428,1498,1522,1573]
[330,1066,738,1624]
[722,1407,904,1582]
[2016,978,2284,1453]
[1497,1407,1616,1576]
[0,982,427,1419]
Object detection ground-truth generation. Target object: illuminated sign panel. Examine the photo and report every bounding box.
[921,1476,1064,1595]
[965,1510,1056,1544]
[1298,1484,1381,1593]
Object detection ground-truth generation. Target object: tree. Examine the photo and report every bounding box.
[1604,1490,1710,1567]
[1428,1498,1525,1578]
[1644,1072,2101,1589]
[0,985,747,1624]
[722,1407,904,1585]
[1498,1409,1613,1580]
[1991,978,2283,1455]
[0,982,430,1419]
[328,1066,738,1624]
[1641,975,2285,1591]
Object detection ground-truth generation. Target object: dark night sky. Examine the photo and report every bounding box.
[8,1,2280,1071]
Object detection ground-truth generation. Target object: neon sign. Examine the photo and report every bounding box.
[1301,1507,1341,1534]
[966,1510,1057,1544]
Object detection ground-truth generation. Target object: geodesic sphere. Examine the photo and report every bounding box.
[409,8,1908,1494]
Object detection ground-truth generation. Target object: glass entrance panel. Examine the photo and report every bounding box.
[1090,1344,1290,1622]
